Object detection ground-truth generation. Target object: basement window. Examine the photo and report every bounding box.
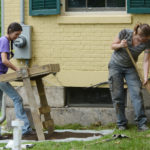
[65,87,127,107]
[66,0,126,11]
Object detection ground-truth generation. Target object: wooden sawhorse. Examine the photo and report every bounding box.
[0,64,60,141]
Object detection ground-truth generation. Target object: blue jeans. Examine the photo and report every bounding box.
[0,82,31,134]
[108,62,147,127]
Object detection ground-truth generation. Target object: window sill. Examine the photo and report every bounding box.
[57,13,132,24]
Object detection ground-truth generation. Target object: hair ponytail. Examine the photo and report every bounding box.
[134,23,141,34]
[10,40,14,58]
[134,23,150,37]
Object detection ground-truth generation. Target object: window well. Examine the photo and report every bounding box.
[65,87,127,107]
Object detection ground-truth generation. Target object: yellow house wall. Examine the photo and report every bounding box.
[4,0,150,87]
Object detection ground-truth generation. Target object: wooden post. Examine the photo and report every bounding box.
[21,67,45,141]
[35,78,54,135]
[0,64,60,140]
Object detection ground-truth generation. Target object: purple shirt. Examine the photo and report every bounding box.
[0,36,10,74]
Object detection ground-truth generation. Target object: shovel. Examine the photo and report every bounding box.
[126,47,150,94]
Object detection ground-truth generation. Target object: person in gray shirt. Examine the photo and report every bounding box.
[108,23,150,131]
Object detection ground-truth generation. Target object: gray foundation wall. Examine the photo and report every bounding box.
[4,86,150,129]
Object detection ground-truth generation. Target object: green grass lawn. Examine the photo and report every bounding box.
[1,123,150,150]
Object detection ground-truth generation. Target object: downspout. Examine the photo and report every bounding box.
[1,0,4,36]
[20,0,30,66]
[0,0,6,124]
[0,94,6,124]
[20,0,24,25]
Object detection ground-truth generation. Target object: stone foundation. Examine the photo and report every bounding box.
[4,86,150,129]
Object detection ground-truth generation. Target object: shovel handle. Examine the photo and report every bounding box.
[126,48,150,93]
[125,48,144,82]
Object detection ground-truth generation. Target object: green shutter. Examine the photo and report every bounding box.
[29,0,60,16]
[127,0,150,13]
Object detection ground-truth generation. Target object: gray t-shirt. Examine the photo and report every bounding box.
[109,29,150,67]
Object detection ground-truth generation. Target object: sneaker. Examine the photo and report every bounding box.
[138,124,149,131]
[118,126,127,130]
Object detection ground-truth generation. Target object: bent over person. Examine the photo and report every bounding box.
[0,22,34,135]
[108,23,150,131]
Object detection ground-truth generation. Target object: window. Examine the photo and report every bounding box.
[66,0,126,11]
[65,87,127,107]
[29,0,60,16]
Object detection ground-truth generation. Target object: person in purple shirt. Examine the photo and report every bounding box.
[0,22,34,136]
